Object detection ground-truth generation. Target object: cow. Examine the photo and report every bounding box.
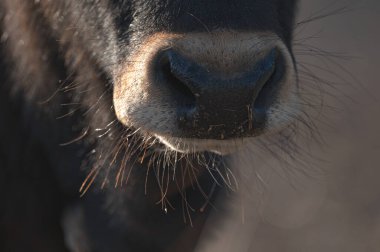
[0,0,300,251]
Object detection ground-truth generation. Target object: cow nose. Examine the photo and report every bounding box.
[156,48,281,139]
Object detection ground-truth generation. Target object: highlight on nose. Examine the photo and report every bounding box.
[155,48,283,139]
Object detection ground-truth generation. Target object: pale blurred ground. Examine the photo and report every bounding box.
[196,0,380,251]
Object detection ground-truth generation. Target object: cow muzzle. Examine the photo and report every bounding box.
[114,31,298,154]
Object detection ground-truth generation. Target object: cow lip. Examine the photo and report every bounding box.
[153,134,247,155]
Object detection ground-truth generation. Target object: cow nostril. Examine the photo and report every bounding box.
[153,47,284,139]
[253,50,286,119]
[158,52,196,109]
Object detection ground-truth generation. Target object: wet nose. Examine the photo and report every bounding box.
[156,48,283,139]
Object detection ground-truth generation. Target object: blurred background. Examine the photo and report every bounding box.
[252,0,380,251]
